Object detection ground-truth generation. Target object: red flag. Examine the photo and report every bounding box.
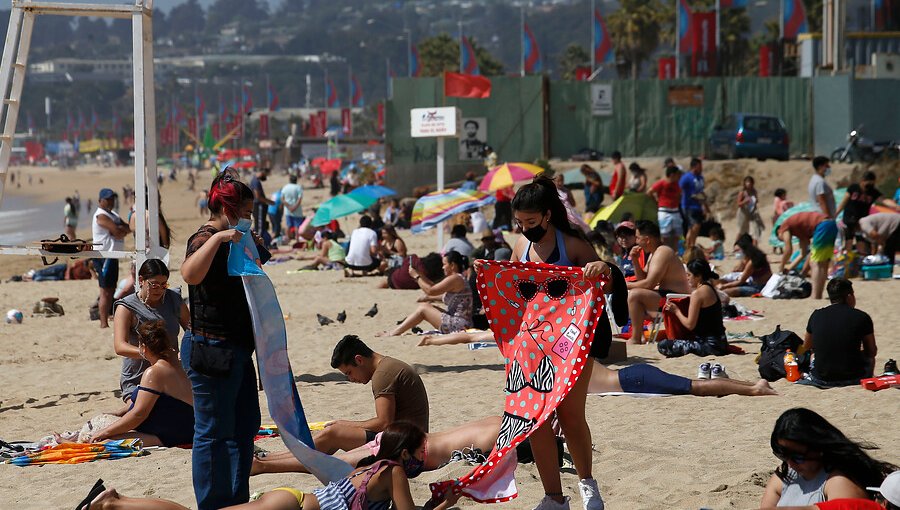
[443,72,491,99]
[658,57,676,79]
[376,102,385,135]
[259,114,270,139]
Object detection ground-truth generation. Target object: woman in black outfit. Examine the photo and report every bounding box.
[180,172,271,510]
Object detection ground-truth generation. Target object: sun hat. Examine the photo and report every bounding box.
[868,471,900,506]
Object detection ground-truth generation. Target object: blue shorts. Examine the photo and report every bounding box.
[93,258,119,289]
[285,215,305,230]
[617,364,692,395]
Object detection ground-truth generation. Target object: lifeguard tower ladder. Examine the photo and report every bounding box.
[0,0,161,268]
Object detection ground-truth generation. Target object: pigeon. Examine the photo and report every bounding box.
[316,313,334,326]
[365,303,378,318]
[336,310,347,323]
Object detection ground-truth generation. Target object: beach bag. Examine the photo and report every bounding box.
[757,325,805,381]
[771,274,812,299]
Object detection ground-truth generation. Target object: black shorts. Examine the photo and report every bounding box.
[347,260,380,272]
[93,258,119,289]
[685,208,705,228]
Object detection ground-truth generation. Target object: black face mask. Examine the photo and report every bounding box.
[403,453,425,478]
[522,216,547,243]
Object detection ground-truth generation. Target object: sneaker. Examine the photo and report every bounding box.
[533,494,571,510]
[883,358,898,376]
[578,479,605,510]
[711,363,729,379]
[697,362,712,380]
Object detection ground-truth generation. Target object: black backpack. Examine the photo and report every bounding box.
[757,325,807,381]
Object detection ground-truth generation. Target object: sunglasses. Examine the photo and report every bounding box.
[145,281,169,290]
[516,278,570,302]
[772,448,817,464]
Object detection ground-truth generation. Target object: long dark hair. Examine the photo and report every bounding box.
[686,259,718,282]
[771,408,897,488]
[511,175,584,239]
[735,234,768,270]
[357,421,426,468]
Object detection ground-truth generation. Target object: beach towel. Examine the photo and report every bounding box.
[228,224,353,485]
[430,261,607,504]
[3,439,146,466]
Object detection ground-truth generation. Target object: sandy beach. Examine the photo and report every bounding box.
[0,161,897,509]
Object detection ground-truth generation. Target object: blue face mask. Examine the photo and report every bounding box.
[229,217,252,233]
[824,167,832,177]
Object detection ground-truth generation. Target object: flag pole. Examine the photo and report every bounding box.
[347,64,352,109]
[675,0,681,78]
[520,7,525,77]
[458,21,463,73]
[591,0,596,73]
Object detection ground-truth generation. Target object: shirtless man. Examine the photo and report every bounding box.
[252,416,501,476]
[626,220,690,344]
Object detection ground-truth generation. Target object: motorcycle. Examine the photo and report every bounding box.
[831,125,898,163]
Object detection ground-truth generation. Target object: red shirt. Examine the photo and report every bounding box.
[650,179,681,209]
[816,499,885,510]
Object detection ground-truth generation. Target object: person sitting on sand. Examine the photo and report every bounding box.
[312,335,429,454]
[626,220,691,344]
[87,320,193,447]
[718,234,772,297]
[379,253,444,290]
[113,259,190,403]
[759,408,897,508]
[657,259,730,358]
[80,422,461,510]
[799,278,877,388]
[344,215,380,277]
[253,416,502,477]
[300,231,345,270]
[377,225,408,273]
[378,251,472,337]
[471,229,511,262]
[441,224,474,258]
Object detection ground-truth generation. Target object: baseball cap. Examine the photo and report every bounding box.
[615,221,636,235]
[98,188,117,200]
[868,471,900,506]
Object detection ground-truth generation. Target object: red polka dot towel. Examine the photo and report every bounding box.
[430,260,607,504]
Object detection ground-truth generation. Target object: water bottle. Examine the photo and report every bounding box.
[783,349,800,382]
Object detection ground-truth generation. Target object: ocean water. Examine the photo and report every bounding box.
[0,196,66,246]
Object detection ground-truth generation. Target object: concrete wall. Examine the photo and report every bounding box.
[814,75,900,156]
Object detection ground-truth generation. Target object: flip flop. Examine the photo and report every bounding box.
[75,478,105,510]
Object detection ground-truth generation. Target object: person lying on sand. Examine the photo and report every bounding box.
[417,330,775,397]
[253,416,501,476]
[78,422,460,510]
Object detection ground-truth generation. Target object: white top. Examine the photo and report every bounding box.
[281,183,304,218]
[808,174,835,215]
[470,211,488,234]
[345,227,378,266]
[92,208,124,251]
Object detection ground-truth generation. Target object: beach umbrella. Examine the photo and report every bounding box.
[311,192,378,227]
[411,188,496,233]
[351,185,396,201]
[769,188,847,248]
[478,162,545,192]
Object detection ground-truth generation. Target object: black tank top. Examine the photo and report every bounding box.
[693,283,725,338]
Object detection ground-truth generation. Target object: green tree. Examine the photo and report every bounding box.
[167,0,206,38]
[558,43,590,80]
[607,0,667,79]
[206,0,267,31]
[417,33,504,77]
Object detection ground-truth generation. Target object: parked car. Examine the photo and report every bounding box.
[709,113,790,161]
[570,147,603,161]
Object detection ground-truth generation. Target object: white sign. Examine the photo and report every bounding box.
[410,107,461,138]
[591,84,613,116]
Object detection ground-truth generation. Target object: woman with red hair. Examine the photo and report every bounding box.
[180,171,271,510]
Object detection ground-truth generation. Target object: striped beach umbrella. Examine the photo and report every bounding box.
[411,188,496,233]
[478,162,545,192]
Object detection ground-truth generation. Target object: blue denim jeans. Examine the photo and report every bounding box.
[181,331,260,510]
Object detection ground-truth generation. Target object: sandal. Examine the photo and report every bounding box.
[75,478,105,510]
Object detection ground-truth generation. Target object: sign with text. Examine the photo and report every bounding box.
[410,107,461,138]
[667,85,704,106]
[590,84,613,116]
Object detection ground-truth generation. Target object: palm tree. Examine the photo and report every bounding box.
[607,0,668,79]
